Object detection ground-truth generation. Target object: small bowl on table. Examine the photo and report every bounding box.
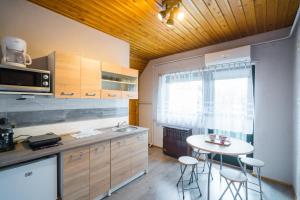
[209,134,216,141]
[219,135,227,145]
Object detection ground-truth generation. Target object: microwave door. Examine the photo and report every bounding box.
[0,67,50,92]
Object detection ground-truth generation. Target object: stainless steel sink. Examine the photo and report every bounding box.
[114,126,138,133]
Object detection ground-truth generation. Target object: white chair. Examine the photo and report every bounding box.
[240,157,264,200]
[177,156,202,199]
[219,168,248,200]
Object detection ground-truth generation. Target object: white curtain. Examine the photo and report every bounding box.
[157,70,203,128]
[156,62,255,134]
[203,63,254,134]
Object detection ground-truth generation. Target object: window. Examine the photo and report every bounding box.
[157,63,254,134]
[157,71,203,128]
[213,78,250,133]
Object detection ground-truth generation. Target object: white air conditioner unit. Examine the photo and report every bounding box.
[204,45,251,66]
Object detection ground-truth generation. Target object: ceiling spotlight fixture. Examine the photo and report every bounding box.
[158,0,185,27]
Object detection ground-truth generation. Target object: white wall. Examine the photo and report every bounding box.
[293,20,300,198]
[0,0,129,67]
[139,28,294,184]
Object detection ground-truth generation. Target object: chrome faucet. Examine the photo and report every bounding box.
[116,121,127,128]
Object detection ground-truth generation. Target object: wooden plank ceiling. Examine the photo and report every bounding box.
[29,0,299,72]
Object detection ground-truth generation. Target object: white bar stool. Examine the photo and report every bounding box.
[240,157,264,199]
[219,168,248,200]
[177,156,202,199]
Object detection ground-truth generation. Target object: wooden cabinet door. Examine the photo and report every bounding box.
[122,68,138,77]
[102,62,123,74]
[81,57,101,99]
[101,89,122,99]
[52,52,81,98]
[111,136,132,188]
[130,133,148,176]
[90,141,110,200]
[63,146,90,200]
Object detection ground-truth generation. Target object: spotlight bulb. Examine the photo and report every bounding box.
[177,11,185,21]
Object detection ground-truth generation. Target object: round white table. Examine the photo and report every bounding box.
[186,135,254,200]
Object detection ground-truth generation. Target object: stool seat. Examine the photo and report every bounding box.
[220,169,247,182]
[241,157,265,167]
[178,156,198,165]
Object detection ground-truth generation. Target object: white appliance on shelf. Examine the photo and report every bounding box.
[204,45,251,66]
[0,156,57,200]
[1,36,32,68]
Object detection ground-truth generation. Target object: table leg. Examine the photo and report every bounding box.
[237,156,246,175]
[208,153,216,200]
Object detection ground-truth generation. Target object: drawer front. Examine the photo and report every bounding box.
[55,85,81,98]
[111,136,132,188]
[63,146,90,200]
[81,88,100,99]
[122,91,138,99]
[101,90,122,99]
[90,141,110,200]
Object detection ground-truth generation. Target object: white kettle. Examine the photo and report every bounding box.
[1,36,32,68]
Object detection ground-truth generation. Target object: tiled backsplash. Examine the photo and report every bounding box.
[0,107,128,128]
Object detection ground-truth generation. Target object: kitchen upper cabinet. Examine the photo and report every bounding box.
[111,136,132,188]
[49,52,81,98]
[90,141,110,200]
[101,62,138,100]
[80,57,101,99]
[63,146,90,200]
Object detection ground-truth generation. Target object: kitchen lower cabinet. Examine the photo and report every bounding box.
[130,133,148,176]
[111,136,132,188]
[62,131,148,200]
[111,132,148,189]
[90,141,110,200]
[63,146,90,200]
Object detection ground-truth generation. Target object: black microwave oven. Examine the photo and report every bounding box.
[0,64,50,93]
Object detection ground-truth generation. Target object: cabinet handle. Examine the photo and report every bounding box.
[86,93,96,96]
[61,92,74,96]
[70,152,83,161]
[108,94,117,97]
[24,171,33,177]
[95,146,105,153]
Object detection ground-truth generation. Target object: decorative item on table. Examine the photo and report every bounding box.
[209,134,216,141]
[219,135,227,145]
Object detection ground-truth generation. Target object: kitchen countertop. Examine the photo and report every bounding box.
[0,126,148,168]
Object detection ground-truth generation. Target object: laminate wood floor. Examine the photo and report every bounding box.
[105,147,294,200]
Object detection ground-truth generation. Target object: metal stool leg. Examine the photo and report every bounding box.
[246,180,248,200]
[193,164,202,197]
[257,167,263,199]
[189,165,195,184]
[177,165,187,186]
[234,183,243,200]
[220,155,223,181]
[232,182,243,200]
[219,180,232,200]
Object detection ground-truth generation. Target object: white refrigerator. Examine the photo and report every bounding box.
[0,156,57,200]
